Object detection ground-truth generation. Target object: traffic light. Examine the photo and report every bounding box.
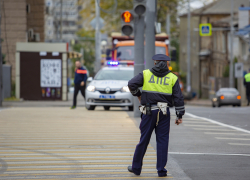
[133,0,146,16]
[121,11,134,36]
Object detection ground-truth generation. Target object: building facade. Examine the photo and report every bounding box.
[45,0,80,42]
[179,0,249,99]
[1,0,27,81]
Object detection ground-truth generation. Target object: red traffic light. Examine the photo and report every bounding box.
[121,11,133,23]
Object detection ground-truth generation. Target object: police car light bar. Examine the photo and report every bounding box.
[107,61,119,66]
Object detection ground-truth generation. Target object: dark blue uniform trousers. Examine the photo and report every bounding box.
[132,108,170,176]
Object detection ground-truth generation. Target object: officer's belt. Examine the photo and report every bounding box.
[140,102,168,126]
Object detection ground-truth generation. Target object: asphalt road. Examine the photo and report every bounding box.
[129,105,250,180]
[0,105,249,179]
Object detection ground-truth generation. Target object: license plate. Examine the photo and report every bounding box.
[99,95,115,99]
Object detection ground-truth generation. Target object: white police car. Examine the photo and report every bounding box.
[85,66,134,111]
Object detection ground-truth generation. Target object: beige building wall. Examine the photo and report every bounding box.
[26,0,45,42]
[1,0,27,81]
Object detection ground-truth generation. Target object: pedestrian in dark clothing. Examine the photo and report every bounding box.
[244,69,250,106]
[71,61,87,109]
[127,54,185,177]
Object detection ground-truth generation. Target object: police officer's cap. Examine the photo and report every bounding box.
[152,54,171,61]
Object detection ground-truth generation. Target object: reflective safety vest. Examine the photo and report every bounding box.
[245,73,250,83]
[142,69,178,95]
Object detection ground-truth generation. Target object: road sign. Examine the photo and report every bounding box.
[90,17,105,29]
[235,63,244,78]
[199,23,212,36]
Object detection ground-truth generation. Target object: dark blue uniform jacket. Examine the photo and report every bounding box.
[74,67,88,85]
[128,69,185,118]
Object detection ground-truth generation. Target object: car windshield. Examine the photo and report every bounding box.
[218,88,238,95]
[117,46,166,60]
[95,69,134,81]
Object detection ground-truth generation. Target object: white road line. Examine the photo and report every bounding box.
[169,152,250,156]
[4,168,158,174]
[5,164,155,168]
[216,137,250,140]
[4,159,156,164]
[184,121,211,124]
[193,128,236,131]
[0,152,156,156]
[204,132,250,135]
[228,143,250,146]
[184,125,222,127]
[1,155,156,160]
[186,112,250,134]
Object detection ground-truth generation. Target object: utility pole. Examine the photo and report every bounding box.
[166,12,171,57]
[186,0,191,92]
[94,0,101,73]
[229,0,234,88]
[134,16,145,117]
[80,48,84,65]
[0,0,2,107]
[145,0,155,70]
[60,0,63,40]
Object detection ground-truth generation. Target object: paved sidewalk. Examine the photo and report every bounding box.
[185,99,211,107]
[2,92,86,107]
[0,107,174,179]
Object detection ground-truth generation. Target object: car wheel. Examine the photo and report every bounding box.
[238,104,241,107]
[233,105,236,107]
[86,105,96,110]
[129,106,133,111]
[104,106,110,111]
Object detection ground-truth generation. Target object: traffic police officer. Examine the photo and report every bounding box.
[244,68,250,106]
[127,54,185,177]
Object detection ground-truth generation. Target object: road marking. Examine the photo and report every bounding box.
[0,171,171,176]
[4,165,157,170]
[169,152,250,156]
[184,121,211,124]
[228,143,250,146]
[193,128,236,131]
[204,132,250,136]
[186,112,250,134]
[216,137,250,140]
[0,177,173,180]
[184,125,222,127]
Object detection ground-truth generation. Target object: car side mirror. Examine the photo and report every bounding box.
[117,52,121,58]
[87,77,93,82]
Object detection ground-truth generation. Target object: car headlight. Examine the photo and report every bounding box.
[87,85,95,92]
[121,86,130,92]
[212,98,217,102]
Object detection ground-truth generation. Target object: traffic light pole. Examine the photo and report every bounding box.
[145,0,155,70]
[229,0,234,88]
[94,0,101,73]
[134,16,145,117]
[0,0,2,107]
[186,0,191,92]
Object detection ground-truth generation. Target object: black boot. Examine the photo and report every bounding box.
[127,166,140,175]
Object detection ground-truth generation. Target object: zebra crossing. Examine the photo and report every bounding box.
[0,107,172,179]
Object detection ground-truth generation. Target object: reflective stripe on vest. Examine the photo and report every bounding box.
[142,69,177,95]
[245,73,250,83]
[76,69,87,74]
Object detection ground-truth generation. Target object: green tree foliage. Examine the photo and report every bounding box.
[72,29,95,76]
[79,0,179,35]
